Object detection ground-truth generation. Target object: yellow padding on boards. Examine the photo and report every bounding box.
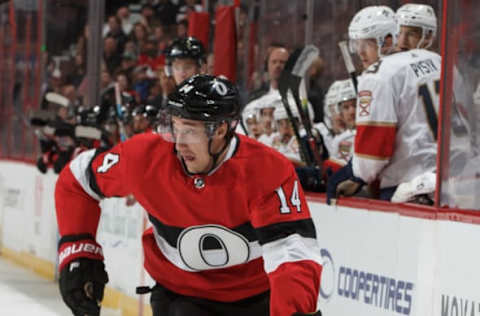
[103,287,152,316]
[1,246,55,280]
[0,246,152,316]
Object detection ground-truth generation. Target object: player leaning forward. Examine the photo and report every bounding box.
[55,74,323,316]
[327,5,442,203]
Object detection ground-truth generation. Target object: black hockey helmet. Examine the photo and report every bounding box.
[165,36,206,65]
[166,74,242,124]
[132,104,159,119]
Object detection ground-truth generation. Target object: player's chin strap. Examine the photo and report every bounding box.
[205,121,237,175]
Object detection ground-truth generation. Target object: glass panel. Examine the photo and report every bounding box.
[439,0,480,210]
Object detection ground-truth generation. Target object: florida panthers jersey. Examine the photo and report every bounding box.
[329,129,356,166]
[55,133,322,316]
[352,49,441,188]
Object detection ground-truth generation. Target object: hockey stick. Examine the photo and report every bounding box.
[279,45,323,167]
[45,92,70,107]
[114,83,128,142]
[338,41,358,92]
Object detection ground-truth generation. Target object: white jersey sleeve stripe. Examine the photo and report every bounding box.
[69,149,101,201]
[262,233,322,274]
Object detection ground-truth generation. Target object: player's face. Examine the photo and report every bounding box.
[277,118,293,137]
[133,115,150,134]
[246,117,261,139]
[171,59,200,85]
[396,26,424,51]
[353,39,379,70]
[260,107,276,135]
[339,99,356,129]
[172,117,226,174]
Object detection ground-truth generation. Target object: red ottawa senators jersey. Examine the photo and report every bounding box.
[55,133,323,316]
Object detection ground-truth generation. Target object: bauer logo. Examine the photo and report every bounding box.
[440,294,480,316]
[319,248,414,315]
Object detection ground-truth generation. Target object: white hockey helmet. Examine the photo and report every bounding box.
[396,4,437,49]
[256,94,281,114]
[323,81,342,129]
[274,106,300,122]
[337,79,356,106]
[242,105,259,126]
[348,6,397,56]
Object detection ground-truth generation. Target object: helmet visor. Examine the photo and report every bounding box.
[157,114,210,144]
[348,38,377,54]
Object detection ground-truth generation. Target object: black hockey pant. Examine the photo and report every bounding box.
[150,284,269,316]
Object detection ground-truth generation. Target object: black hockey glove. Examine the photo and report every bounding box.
[59,258,108,316]
[295,166,325,193]
[292,311,322,316]
[326,160,365,205]
[58,235,108,316]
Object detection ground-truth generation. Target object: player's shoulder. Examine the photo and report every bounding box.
[121,132,172,159]
[382,49,440,74]
[361,49,440,84]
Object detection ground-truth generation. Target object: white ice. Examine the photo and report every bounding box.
[0,257,120,315]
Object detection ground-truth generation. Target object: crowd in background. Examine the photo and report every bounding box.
[29,0,478,207]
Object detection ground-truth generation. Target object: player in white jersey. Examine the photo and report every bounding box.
[241,105,262,140]
[314,80,344,157]
[328,79,357,167]
[271,107,302,165]
[395,4,437,51]
[348,6,397,71]
[327,5,442,203]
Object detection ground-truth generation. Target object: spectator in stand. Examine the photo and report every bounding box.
[114,72,132,96]
[123,40,139,59]
[176,0,203,23]
[119,51,137,77]
[138,39,164,71]
[117,5,140,36]
[70,52,86,88]
[100,69,113,93]
[129,22,149,51]
[75,25,89,65]
[164,36,206,85]
[104,15,128,54]
[61,83,79,108]
[103,36,121,75]
[146,79,163,107]
[176,19,189,38]
[132,65,151,104]
[154,0,178,26]
[140,3,157,32]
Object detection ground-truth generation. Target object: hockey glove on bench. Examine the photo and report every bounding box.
[58,234,108,316]
[326,160,365,205]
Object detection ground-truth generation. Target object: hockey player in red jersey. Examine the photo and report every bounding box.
[165,36,207,85]
[55,74,323,316]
